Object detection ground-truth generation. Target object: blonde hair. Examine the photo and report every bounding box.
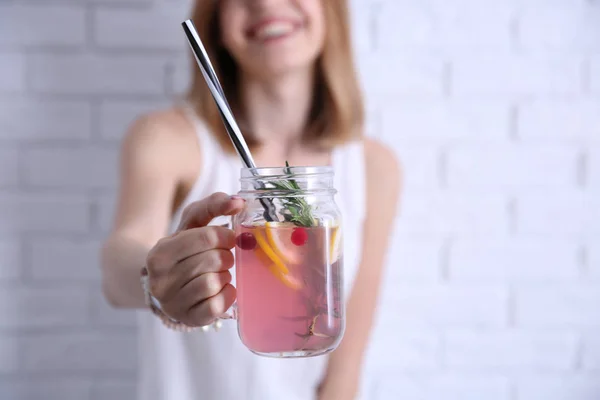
[185,0,364,153]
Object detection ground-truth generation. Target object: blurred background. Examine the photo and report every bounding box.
[1,0,600,399]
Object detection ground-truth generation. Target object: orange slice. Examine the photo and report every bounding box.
[264,222,304,265]
[254,228,289,275]
[267,264,303,290]
[254,247,301,290]
[329,225,342,264]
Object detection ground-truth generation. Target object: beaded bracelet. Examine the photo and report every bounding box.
[140,267,222,333]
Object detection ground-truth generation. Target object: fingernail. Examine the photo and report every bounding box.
[230,195,245,202]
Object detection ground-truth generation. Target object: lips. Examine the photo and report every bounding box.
[247,19,301,41]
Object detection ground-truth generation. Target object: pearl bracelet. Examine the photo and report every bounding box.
[140,267,222,333]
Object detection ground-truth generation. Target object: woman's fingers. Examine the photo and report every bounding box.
[151,249,235,303]
[149,226,235,270]
[143,191,245,326]
[163,280,237,327]
[182,270,233,304]
[187,283,237,326]
[171,226,236,263]
[176,192,245,232]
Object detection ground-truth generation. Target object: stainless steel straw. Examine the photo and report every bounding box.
[181,19,278,222]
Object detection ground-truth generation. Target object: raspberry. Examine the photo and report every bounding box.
[236,232,257,250]
[291,227,308,246]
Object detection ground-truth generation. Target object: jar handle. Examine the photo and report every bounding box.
[207,215,238,327]
[218,302,238,321]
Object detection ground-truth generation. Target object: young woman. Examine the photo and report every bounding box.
[100,0,401,399]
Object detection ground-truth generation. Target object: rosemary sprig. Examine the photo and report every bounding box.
[267,161,316,227]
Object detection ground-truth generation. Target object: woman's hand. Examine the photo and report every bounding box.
[144,192,245,327]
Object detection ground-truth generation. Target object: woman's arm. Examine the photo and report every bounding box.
[100,110,200,308]
[318,138,403,399]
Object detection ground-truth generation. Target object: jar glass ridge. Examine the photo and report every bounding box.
[232,165,345,358]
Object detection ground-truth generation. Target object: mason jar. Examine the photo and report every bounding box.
[230,165,345,358]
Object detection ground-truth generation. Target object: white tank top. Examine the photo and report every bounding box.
[136,106,367,400]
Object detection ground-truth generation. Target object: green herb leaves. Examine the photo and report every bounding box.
[267,161,316,227]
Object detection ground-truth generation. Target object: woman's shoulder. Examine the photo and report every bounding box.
[363,138,400,174]
[362,137,403,208]
[123,106,198,151]
[119,105,204,184]
[333,136,402,190]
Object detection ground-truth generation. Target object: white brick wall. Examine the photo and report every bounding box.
[0,5,86,47]
[592,56,600,93]
[1,0,599,399]
[372,373,511,400]
[446,144,581,189]
[23,146,119,189]
[518,99,600,141]
[452,55,583,97]
[376,1,514,51]
[28,54,169,95]
[0,99,92,141]
[590,147,600,188]
[443,331,579,370]
[515,376,600,400]
[448,239,581,281]
[0,54,26,92]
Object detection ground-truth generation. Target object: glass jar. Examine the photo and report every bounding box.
[231,165,344,358]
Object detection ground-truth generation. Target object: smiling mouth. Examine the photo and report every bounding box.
[248,20,301,42]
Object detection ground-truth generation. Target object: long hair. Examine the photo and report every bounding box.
[186,0,365,153]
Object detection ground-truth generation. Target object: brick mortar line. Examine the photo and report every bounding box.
[89,195,105,235]
[438,148,447,189]
[20,230,107,239]
[508,197,517,236]
[88,1,155,11]
[510,14,520,55]
[509,104,519,141]
[0,138,96,146]
[10,0,152,10]
[0,330,137,339]
[573,332,585,370]
[0,187,108,196]
[88,45,187,56]
[89,98,103,142]
[164,61,176,97]
[0,325,137,335]
[20,141,119,150]
[577,150,588,188]
[85,3,96,49]
[509,381,518,400]
[443,61,452,97]
[440,236,452,281]
[0,44,88,52]
[579,244,589,278]
[5,185,116,194]
[438,332,447,370]
[507,284,516,328]
[20,278,103,286]
[15,142,26,189]
[582,58,591,95]
[3,46,185,55]
[0,281,99,290]
[0,371,137,380]
[369,1,381,53]
[0,138,124,146]
[0,93,172,101]
[20,234,34,282]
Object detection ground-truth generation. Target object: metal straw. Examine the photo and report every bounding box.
[181,19,278,222]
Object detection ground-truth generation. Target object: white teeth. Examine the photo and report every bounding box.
[255,22,294,40]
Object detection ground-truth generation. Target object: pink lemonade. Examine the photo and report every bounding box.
[234,222,344,357]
